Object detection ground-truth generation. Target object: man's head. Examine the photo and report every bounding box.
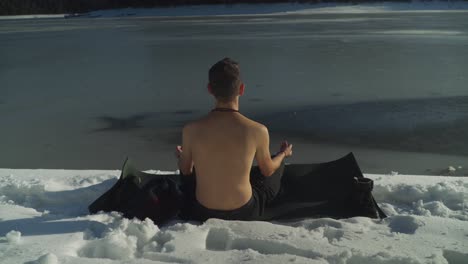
[208,58,244,102]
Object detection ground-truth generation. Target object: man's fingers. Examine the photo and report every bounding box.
[279,141,293,156]
[175,146,183,159]
[287,144,293,156]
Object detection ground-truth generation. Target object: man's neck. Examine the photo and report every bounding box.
[214,99,239,112]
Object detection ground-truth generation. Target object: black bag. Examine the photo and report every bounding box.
[88,159,184,225]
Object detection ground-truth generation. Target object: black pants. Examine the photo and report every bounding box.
[189,161,285,221]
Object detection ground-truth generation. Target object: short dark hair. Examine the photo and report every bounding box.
[208,58,241,102]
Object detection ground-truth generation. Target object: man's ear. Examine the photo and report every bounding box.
[239,83,245,96]
[207,83,213,94]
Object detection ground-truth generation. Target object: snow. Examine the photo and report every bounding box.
[2,1,468,20]
[86,1,468,18]
[5,230,21,244]
[35,253,58,264]
[0,14,65,20]
[0,168,467,264]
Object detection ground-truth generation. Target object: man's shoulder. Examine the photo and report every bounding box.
[182,116,209,133]
[182,120,198,134]
[241,116,267,133]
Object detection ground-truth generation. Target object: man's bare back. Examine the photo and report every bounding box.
[176,58,292,213]
[182,111,259,210]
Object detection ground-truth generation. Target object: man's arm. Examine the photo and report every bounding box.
[254,125,292,177]
[177,124,194,175]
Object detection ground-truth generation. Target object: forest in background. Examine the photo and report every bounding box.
[0,0,462,15]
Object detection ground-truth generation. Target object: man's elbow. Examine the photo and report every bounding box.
[178,159,193,176]
[181,166,193,176]
[260,167,275,177]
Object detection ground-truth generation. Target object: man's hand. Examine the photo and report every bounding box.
[176,145,194,175]
[278,140,293,157]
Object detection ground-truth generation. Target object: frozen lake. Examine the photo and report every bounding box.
[1,11,468,174]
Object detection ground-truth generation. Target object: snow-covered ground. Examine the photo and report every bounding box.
[88,1,468,18]
[0,14,66,20]
[2,1,468,20]
[0,168,467,264]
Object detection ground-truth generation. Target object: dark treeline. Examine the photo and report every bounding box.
[0,0,454,15]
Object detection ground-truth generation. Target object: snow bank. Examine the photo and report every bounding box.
[35,253,58,264]
[290,1,468,14]
[369,174,468,220]
[5,230,21,244]
[2,1,468,21]
[86,1,468,18]
[0,168,467,264]
[0,14,65,20]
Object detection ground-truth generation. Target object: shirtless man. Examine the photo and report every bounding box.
[176,58,293,221]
